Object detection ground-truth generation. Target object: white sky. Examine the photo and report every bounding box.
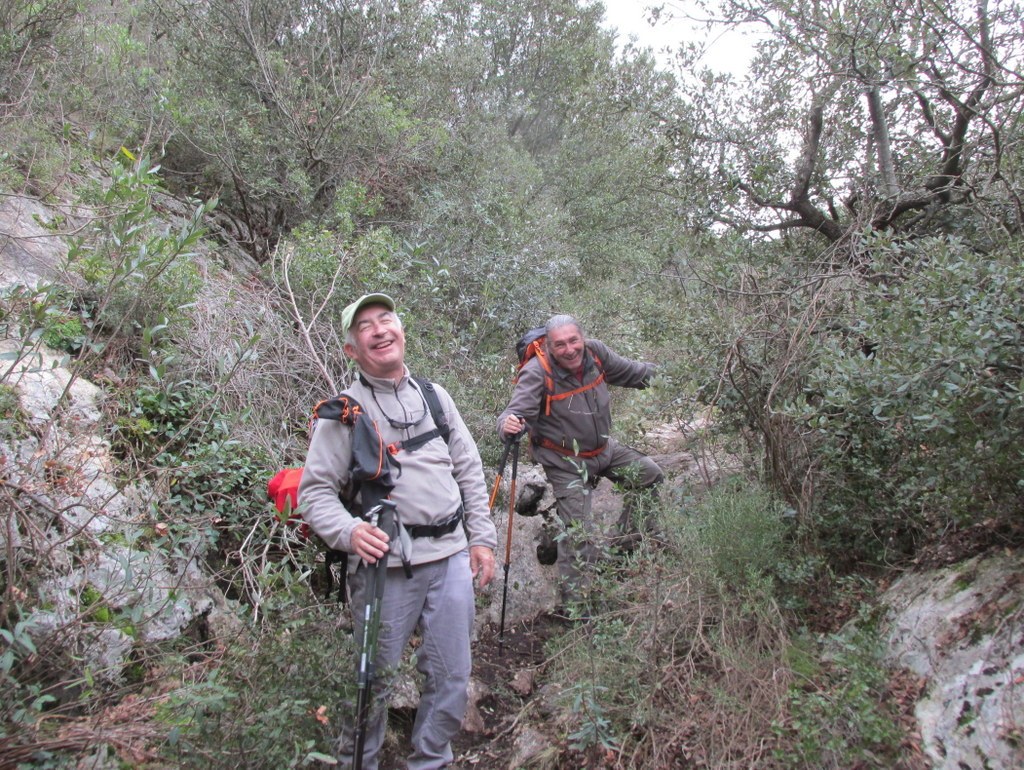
[599,0,756,77]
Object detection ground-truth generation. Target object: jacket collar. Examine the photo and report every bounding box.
[357,366,411,391]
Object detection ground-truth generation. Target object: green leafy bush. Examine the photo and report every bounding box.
[683,475,791,589]
[64,154,209,342]
[112,379,271,527]
[111,381,218,460]
[772,616,904,768]
[789,235,1024,563]
[40,313,86,354]
[161,608,356,769]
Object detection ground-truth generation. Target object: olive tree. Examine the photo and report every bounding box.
[682,0,1023,243]
[659,0,1024,563]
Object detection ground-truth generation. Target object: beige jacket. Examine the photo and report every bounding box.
[299,368,496,567]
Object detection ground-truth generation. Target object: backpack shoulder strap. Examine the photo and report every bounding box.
[312,393,364,425]
[535,345,607,416]
[310,389,393,498]
[412,377,450,445]
[513,341,558,416]
[315,379,450,459]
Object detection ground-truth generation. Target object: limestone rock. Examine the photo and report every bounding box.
[879,550,1024,769]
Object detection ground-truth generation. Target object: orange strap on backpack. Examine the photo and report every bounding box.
[543,368,605,414]
[519,338,605,415]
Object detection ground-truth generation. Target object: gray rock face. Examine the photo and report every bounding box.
[2,194,227,682]
[478,464,561,630]
[0,195,70,290]
[881,551,1024,769]
[3,341,221,679]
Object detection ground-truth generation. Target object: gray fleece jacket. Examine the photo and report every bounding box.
[299,367,496,568]
[497,338,653,466]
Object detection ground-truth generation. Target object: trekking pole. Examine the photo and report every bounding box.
[498,429,525,650]
[487,436,515,512]
[353,500,397,770]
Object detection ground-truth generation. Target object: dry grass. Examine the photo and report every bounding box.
[0,694,165,770]
[541,552,793,770]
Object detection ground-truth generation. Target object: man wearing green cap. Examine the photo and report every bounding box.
[300,293,497,770]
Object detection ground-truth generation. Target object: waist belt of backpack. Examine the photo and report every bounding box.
[324,501,418,604]
[405,506,464,539]
[533,436,607,458]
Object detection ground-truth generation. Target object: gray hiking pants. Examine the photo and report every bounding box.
[337,549,475,770]
[542,438,663,603]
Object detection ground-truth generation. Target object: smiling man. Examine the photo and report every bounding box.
[299,293,497,770]
[498,314,663,615]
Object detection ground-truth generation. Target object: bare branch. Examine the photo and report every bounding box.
[866,86,899,198]
[273,242,341,395]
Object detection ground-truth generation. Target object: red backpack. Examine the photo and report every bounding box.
[268,466,306,531]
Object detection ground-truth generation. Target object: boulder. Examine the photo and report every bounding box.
[879,550,1024,769]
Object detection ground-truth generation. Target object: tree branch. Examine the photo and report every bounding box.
[787,102,845,242]
[866,86,899,198]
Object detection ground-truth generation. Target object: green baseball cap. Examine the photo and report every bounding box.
[341,293,396,337]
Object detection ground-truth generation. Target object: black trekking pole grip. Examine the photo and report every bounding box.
[352,500,397,770]
[487,436,515,512]
[498,434,522,649]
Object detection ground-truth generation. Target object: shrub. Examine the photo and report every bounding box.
[682,475,791,589]
[772,615,904,768]
[40,313,86,354]
[788,235,1024,564]
[111,381,218,461]
[161,607,356,769]
[541,519,794,769]
[64,153,210,344]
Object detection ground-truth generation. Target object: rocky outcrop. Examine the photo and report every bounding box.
[880,551,1024,769]
[0,195,69,288]
[1,193,237,684]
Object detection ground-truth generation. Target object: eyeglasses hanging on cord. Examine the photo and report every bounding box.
[363,378,430,431]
